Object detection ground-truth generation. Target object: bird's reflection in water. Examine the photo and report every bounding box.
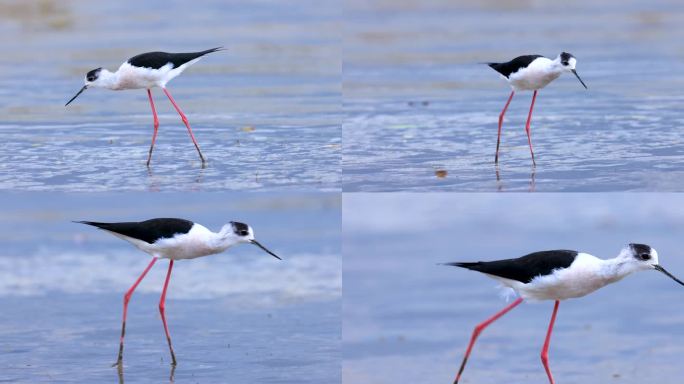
[494,165,536,192]
[116,364,124,384]
[146,166,159,192]
[495,165,503,192]
[115,362,176,383]
[193,163,206,188]
[529,167,536,192]
[145,161,206,192]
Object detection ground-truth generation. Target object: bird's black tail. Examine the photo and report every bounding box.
[172,47,225,66]
[441,262,487,272]
[442,261,477,267]
[199,47,225,55]
[73,220,110,229]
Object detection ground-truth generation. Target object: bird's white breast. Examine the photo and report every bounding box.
[495,253,613,301]
[112,62,172,90]
[508,58,561,91]
[144,224,223,260]
[109,57,201,90]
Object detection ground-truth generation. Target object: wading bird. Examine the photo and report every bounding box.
[445,243,683,383]
[66,48,224,166]
[487,52,587,165]
[77,218,281,366]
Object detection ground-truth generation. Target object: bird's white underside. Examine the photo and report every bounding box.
[105,223,231,260]
[106,58,202,90]
[507,57,563,91]
[489,252,632,301]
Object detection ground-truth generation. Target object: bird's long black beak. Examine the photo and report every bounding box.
[65,85,87,106]
[654,265,684,286]
[251,240,281,260]
[571,69,588,89]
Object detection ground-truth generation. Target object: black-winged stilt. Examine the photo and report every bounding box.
[488,52,588,165]
[66,47,224,166]
[444,243,683,384]
[76,218,281,366]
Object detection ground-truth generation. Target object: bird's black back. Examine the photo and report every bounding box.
[127,47,223,70]
[445,250,578,284]
[77,218,194,244]
[487,55,543,78]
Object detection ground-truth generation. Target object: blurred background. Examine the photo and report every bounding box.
[344,193,684,383]
[0,0,340,191]
[0,192,341,383]
[343,0,684,191]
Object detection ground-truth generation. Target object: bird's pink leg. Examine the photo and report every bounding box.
[162,87,206,164]
[115,258,157,366]
[146,89,160,167]
[159,260,177,365]
[541,300,560,384]
[495,90,515,164]
[524,90,538,166]
[454,297,523,384]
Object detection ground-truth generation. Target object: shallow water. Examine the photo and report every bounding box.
[343,194,684,383]
[0,0,340,192]
[0,193,341,383]
[343,0,684,191]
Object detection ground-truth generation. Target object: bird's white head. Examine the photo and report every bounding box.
[220,221,281,260]
[84,67,106,86]
[558,52,577,70]
[65,67,116,106]
[617,243,659,271]
[618,243,684,286]
[556,52,587,89]
[223,221,255,243]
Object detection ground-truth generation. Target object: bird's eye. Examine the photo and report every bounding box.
[240,230,249,236]
[562,61,569,66]
[639,253,651,260]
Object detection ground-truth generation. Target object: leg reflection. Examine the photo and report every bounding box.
[116,362,125,384]
[169,364,176,383]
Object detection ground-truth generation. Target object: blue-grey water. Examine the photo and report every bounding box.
[343,194,684,383]
[0,0,340,192]
[0,193,341,383]
[343,0,684,191]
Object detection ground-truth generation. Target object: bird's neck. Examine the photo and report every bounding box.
[94,69,120,90]
[599,257,635,283]
[210,227,238,253]
[544,58,563,74]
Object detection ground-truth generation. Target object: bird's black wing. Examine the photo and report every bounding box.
[445,250,578,283]
[487,55,543,78]
[127,47,223,70]
[76,218,194,244]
